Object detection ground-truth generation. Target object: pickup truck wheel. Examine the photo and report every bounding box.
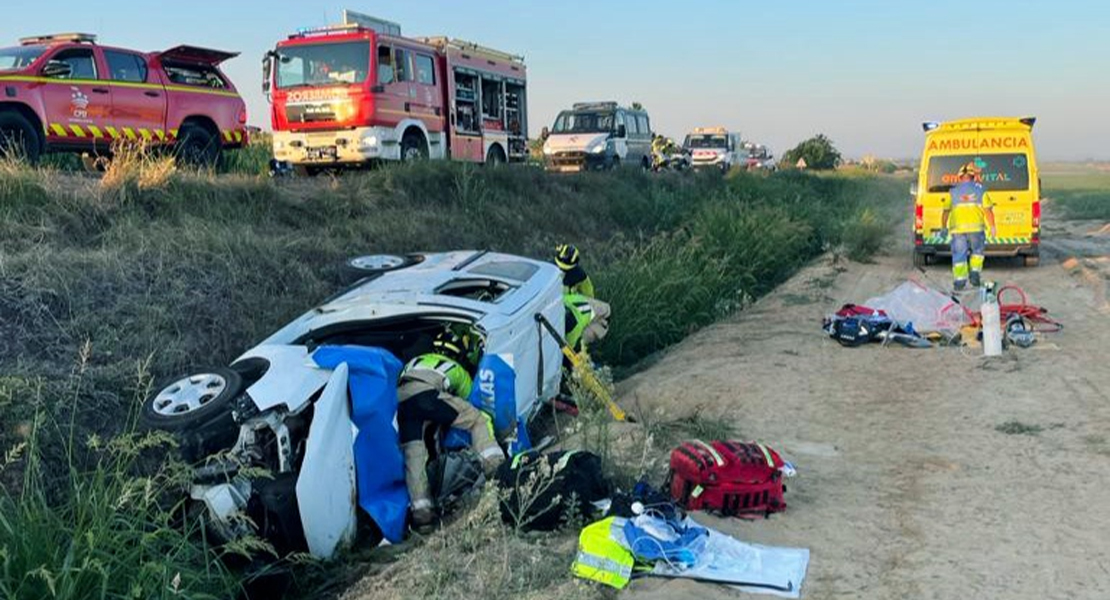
[0,112,41,163]
[1024,254,1040,267]
[175,124,221,168]
[400,132,428,162]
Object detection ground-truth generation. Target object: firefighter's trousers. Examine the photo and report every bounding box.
[398,383,503,512]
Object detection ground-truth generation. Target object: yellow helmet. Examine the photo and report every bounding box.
[432,329,468,362]
[958,162,981,177]
[554,244,580,271]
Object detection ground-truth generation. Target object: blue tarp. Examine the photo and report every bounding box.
[443,353,529,453]
[312,346,408,544]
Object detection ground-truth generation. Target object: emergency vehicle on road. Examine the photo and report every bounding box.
[264,12,529,175]
[913,117,1042,267]
[0,33,248,167]
[683,127,743,171]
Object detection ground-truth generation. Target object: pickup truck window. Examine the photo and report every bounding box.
[46,48,97,79]
[0,45,45,71]
[104,50,148,83]
[163,61,227,89]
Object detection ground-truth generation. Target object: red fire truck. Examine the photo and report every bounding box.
[264,12,529,175]
[0,33,248,167]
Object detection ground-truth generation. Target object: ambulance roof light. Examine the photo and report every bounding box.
[922,121,940,132]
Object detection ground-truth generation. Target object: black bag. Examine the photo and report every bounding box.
[497,450,609,532]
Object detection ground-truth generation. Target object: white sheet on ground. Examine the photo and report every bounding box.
[648,517,810,598]
[864,280,971,335]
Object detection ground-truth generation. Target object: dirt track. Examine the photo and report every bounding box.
[618,212,1110,600]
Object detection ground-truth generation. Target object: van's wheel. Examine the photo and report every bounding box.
[140,368,243,459]
[342,254,422,282]
[0,112,42,164]
[400,132,428,162]
[609,157,621,171]
[175,123,221,168]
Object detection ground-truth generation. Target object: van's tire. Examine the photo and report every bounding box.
[0,112,42,164]
[400,132,428,162]
[175,123,221,168]
[141,368,243,459]
[609,156,621,171]
[342,254,423,283]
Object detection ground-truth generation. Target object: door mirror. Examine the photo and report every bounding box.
[615,124,627,138]
[261,54,273,96]
[910,183,919,197]
[540,126,550,140]
[42,60,72,79]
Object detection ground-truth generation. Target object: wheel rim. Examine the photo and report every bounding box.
[152,373,228,416]
[350,254,407,271]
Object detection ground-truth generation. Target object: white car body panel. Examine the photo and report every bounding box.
[296,364,357,559]
[543,132,609,155]
[235,345,331,413]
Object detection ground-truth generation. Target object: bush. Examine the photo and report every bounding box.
[782,134,842,170]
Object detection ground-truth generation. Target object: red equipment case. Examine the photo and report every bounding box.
[668,440,787,518]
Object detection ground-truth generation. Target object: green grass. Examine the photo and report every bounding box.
[0,161,903,599]
[1042,165,1110,220]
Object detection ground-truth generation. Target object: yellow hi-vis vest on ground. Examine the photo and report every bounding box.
[572,517,634,589]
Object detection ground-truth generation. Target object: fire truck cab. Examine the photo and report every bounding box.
[265,12,528,175]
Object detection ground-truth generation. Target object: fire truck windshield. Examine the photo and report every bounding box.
[552,111,614,134]
[276,41,371,89]
[0,46,46,71]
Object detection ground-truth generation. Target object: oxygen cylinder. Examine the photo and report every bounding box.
[981,283,1002,357]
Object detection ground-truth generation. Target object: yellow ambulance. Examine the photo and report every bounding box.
[912,117,1041,267]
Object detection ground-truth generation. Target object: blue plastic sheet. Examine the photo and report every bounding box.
[312,346,407,544]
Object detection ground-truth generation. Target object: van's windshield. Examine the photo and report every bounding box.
[926,154,1031,193]
[552,111,614,134]
[685,134,728,149]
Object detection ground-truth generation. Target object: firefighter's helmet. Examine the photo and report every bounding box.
[555,244,580,271]
[958,162,981,178]
[433,330,469,362]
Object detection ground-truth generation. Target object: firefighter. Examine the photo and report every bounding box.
[555,243,596,298]
[398,329,504,532]
[942,162,997,290]
[651,134,670,170]
[564,293,611,355]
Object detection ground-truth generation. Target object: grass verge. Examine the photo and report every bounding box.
[1,160,904,599]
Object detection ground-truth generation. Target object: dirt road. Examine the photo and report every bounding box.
[618,213,1110,600]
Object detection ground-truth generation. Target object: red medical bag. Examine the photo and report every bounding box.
[668,440,787,518]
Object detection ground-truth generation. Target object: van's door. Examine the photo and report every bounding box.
[922,153,1035,245]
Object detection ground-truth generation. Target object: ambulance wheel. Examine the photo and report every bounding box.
[913,252,928,268]
[0,112,41,164]
[293,165,322,177]
[1024,254,1040,267]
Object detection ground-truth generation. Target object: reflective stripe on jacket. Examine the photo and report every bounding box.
[572,517,634,589]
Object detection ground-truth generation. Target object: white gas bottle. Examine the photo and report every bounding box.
[981,283,1002,357]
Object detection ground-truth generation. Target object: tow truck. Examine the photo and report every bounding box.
[0,33,248,167]
[264,11,529,175]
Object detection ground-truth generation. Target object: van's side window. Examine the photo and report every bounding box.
[638,115,651,136]
[614,111,626,135]
[377,45,394,84]
[625,113,639,136]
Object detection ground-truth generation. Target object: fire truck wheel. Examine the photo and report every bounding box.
[485,144,506,166]
[0,112,42,164]
[175,123,221,168]
[400,131,428,162]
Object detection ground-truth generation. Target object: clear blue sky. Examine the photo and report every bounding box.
[4,0,1108,159]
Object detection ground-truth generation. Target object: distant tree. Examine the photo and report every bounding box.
[631,102,644,111]
[782,134,842,171]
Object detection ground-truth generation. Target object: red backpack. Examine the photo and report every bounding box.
[668,440,787,518]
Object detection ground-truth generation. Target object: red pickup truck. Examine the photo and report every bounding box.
[0,33,248,166]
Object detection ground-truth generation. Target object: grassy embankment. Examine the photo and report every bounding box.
[0,156,905,599]
[1042,164,1110,220]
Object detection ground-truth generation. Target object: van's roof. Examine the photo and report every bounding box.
[924,117,1036,134]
